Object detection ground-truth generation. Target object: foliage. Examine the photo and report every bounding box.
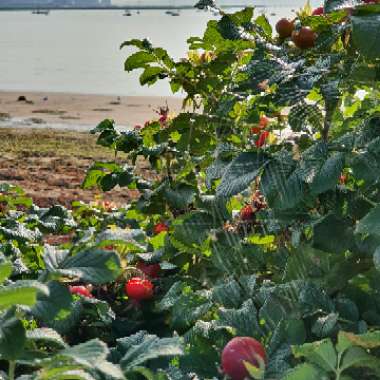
[3,0,380,379]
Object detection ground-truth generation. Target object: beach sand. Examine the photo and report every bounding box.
[0,91,183,208]
[0,91,183,130]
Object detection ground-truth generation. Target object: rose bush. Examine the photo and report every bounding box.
[2,0,380,379]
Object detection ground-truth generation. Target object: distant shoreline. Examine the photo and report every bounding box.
[0,4,264,11]
[0,90,183,131]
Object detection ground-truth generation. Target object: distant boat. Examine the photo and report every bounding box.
[171,10,180,16]
[165,10,173,15]
[123,10,132,16]
[32,9,49,15]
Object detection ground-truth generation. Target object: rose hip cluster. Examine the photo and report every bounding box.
[124,222,168,301]
[275,1,378,49]
[239,190,267,222]
[251,116,270,148]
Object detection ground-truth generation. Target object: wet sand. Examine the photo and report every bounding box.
[0,91,183,131]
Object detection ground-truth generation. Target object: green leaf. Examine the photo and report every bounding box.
[0,261,12,283]
[61,339,108,365]
[140,66,166,86]
[212,277,242,308]
[260,152,303,210]
[374,245,380,272]
[32,281,73,323]
[283,363,323,380]
[216,152,267,197]
[0,308,26,360]
[313,214,354,254]
[0,281,48,311]
[255,14,272,37]
[50,249,121,284]
[164,183,197,210]
[356,205,380,236]
[26,328,67,349]
[59,339,124,379]
[341,330,380,349]
[352,15,380,60]
[311,313,339,338]
[171,211,216,253]
[340,346,373,372]
[124,51,156,71]
[120,38,153,50]
[288,103,323,133]
[217,299,262,337]
[310,153,344,195]
[292,338,337,373]
[117,331,183,372]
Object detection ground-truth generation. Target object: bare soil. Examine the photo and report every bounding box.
[0,127,142,208]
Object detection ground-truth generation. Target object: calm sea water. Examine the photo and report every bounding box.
[0,3,320,96]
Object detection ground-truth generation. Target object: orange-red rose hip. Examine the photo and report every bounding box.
[275,18,294,39]
[125,277,154,300]
[221,337,267,380]
[292,27,317,49]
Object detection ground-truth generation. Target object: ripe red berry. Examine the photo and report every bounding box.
[312,6,324,15]
[240,205,254,221]
[125,277,154,300]
[221,337,267,380]
[153,222,169,235]
[69,285,93,298]
[291,27,317,49]
[256,131,270,148]
[136,261,161,278]
[275,18,294,39]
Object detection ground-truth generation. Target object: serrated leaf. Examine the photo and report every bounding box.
[52,249,121,284]
[0,281,48,311]
[292,339,337,373]
[0,308,26,360]
[117,331,183,372]
[356,205,380,236]
[282,363,322,380]
[32,281,73,323]
[341,330,380,349]
[26,328,67,349]
[217,152,267,198]
[352,15,380,60]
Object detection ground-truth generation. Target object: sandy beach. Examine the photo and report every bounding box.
[0,91,183,131]
[0,91,182,208]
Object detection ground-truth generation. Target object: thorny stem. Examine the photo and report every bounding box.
[322,116,331,142]
[8,361,16,380]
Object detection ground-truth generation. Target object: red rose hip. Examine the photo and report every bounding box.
[275,18,294,39]
[153,222,169,235]
[240,205,254,221]
[69,285,93,298]
[125,277,154,300]
[291,27,317,49]
[221,337,267,380]
[136,261,161,278]
[256,130,270,148]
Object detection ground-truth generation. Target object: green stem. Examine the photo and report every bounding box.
[8,361,16,380]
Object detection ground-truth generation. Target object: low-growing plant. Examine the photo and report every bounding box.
[2,0,380,378]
